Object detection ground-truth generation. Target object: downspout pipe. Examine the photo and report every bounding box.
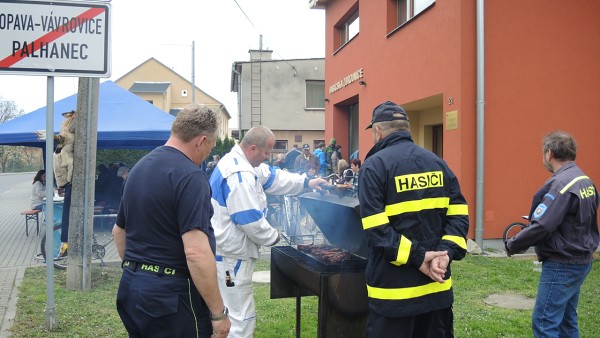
[475,0,485,248]
[232,64,242,140]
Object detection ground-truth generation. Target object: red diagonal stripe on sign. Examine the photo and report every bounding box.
[0,7,105,68]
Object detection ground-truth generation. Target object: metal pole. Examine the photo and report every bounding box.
[192,40,196,104]
[44,76,57,330]
[475,0,485,249]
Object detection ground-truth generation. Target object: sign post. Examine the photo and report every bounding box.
[0,0,110,330]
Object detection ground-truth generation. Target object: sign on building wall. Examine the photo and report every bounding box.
[0,0,111,77]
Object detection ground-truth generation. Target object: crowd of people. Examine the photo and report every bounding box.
[95,162,129,213]
[32,101,594,338]
[262,139,361,197]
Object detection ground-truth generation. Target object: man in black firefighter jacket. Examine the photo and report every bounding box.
[359,101,469,338]
[506,131,598,338]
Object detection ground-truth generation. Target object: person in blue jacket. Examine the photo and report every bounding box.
[313,142,327,177]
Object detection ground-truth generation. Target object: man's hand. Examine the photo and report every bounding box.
[430,254,449,279]
[418,251,448,283]
[211,317,231,338]
[308,178,327,190]
[271,230,281,246]
[35,130,46,141]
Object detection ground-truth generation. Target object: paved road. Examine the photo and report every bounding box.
[0,172,119,337]
[0,172,40,337]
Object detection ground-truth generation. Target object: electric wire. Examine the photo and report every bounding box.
[231,0,301,76]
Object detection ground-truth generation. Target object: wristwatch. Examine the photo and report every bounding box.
[210,306,229,321]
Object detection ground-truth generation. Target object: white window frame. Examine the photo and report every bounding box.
[397,0,434,27]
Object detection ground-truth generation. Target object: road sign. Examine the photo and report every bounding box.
[0,0,111,77]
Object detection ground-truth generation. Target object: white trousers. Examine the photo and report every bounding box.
[216,256,256,338]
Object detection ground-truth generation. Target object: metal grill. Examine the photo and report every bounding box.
[270,192,368,338]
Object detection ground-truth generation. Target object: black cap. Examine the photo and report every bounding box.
[61,110,76,117]
[365,101,408,129]
[303,144,310,150]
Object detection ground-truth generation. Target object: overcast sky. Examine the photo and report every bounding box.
[0,0,325,126]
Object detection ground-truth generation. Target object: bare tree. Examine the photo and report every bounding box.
[0,97,26,172]
[0,96,23,123]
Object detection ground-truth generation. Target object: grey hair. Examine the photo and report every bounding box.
[241,126,274,149]
[171,105,218,143]
[543,131,577,161]
[373,119,410,134]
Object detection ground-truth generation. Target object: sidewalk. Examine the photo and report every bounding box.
[0,175,119,337]
[0,175,42,337]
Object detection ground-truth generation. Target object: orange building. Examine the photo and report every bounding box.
[312,0,600,246]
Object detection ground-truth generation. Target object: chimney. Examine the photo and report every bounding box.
[249,49,273,61]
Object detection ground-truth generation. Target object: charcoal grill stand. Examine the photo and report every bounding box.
[271,247,368,338]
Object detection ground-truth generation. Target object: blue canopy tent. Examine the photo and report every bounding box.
[0,80,174,149]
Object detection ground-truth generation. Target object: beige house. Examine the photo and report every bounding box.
[115,57,231,140]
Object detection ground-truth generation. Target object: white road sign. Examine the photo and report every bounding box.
[0,0,111,77]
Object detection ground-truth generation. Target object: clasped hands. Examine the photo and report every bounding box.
[418,250,449,283]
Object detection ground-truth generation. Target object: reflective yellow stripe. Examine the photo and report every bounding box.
[447,204,468,216]
[362,212,389,230]
[442,235,467,250]
[385,197,450,216]
[560,176,589,194]
[364,198,467,230]
[391,235,412,266]
[367,277,453,300]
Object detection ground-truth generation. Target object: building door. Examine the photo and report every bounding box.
[432,124,443,158]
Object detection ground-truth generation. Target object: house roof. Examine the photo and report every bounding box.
[129,82,171,93]
[116,57,230,119]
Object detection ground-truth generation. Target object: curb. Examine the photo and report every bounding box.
[0,267,25,338]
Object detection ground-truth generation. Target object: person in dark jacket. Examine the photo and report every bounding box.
[283,144,302,171]
[506,131,599,338]
[359,101,469,338]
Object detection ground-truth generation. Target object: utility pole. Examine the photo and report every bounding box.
[67,77,99,290]
[192,40,195,104]
[161,41,196,105]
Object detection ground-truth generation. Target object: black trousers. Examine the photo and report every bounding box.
[116,269,213,337]
[60,183,72,243]
[367,307,454,338]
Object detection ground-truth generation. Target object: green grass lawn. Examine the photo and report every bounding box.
[9,255,600,337]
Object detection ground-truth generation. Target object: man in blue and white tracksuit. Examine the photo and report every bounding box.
[209,126,325,337]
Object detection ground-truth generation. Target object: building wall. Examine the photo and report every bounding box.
[237,56,326,152]
[320,0,600,240]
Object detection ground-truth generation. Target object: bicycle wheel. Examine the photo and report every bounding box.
[92,213,117,262]
[503,222,527,242]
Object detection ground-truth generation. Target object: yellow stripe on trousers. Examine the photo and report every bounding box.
[367,277,453,300]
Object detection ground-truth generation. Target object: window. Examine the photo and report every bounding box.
[397,0,434,27]
[336,9,359,49]
[295,135,303,143]
[306,80,325,109]
[274,140,288,151]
